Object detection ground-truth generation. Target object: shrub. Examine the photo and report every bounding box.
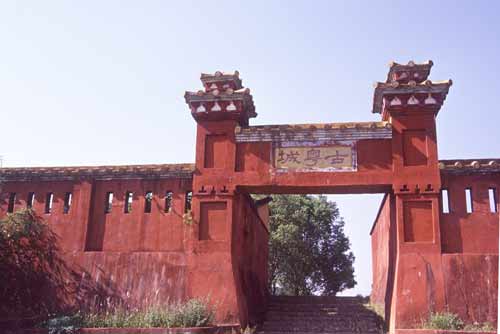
[168,298,215,327]
[363,301,386,333]
[423,312,464,330]
[0,209,70,318]
[463,322,495,332]
[364,302,384,319]
[43,314,82,334]
[231,326,257,334]
[80,298,215,328]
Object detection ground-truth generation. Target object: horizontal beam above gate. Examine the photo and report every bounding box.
[235,121,392,143]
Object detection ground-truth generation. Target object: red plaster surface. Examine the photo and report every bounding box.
[64,251,188,309]
[403,201,434,242]
[403,130,428,167]
[85,179,191,252]
[232,193,269,325]
[1,180,92,251]
[199,202,227,241]
[440,173,500,253]
[391,252,447,328]
[235,142,271,173]
[442,254,498,325]
[371,194,397,321]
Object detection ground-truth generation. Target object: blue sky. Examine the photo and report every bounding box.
[1,1,499,296]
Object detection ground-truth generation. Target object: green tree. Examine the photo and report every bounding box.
[268,195,356,296]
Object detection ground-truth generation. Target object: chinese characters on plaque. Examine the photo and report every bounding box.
[274,142,356,171]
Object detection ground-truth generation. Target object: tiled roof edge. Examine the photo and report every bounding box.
[235,122,392,143]
[0,163,195,181]
[439,159,500,174]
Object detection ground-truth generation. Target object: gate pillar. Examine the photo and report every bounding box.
[373,61,452,329]
[184,71,257,325]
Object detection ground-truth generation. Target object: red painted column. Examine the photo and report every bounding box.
[184,72,257,325]
[186,119,242,323]
[371,61,452,330]
[75,179,94,251]
[388,112,447,329]
[391,110,447,327]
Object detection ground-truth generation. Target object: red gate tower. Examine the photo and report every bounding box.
[185,71,268,325]
[373,60,452,328]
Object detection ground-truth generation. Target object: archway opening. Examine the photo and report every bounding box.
[247,192,390,331]
[259,193,385,298]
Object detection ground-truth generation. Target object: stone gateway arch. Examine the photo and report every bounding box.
[1,61,498,332]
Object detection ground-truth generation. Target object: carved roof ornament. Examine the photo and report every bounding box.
[390,97,402,106]
[235,87,251,94]
[200,70,242,91]
[196,104,206,112]
[211,102,222,112]
[185,70,256,126]
[372,60,452,115]
[387,60,433,84]
[408,95,419,105]
[226,101,237,111]
[425,94,437,105]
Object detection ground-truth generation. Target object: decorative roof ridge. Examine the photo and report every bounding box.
[438,158,500,173]
[184,88,251,97]
[200,70,240,79]
[237,121,390,132]
[200,71,242,90]
[374,79,453,89]
[386,60,433,83]
[0,163,195,172]
[0,163,195,181]
[389,60,433,67]
[439,158,500,163]
[186,70,255,126]
[372,79,452,114]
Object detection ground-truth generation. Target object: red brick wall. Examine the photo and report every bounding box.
[64,251,188,310]
[0,177,193,312]
[370,193,397,323]
[232,193,269,325]
[440,173,499,254]
[442,254,498,325]
[371,171,500,328]
[1,180,92,251]
[0,178,192,252]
